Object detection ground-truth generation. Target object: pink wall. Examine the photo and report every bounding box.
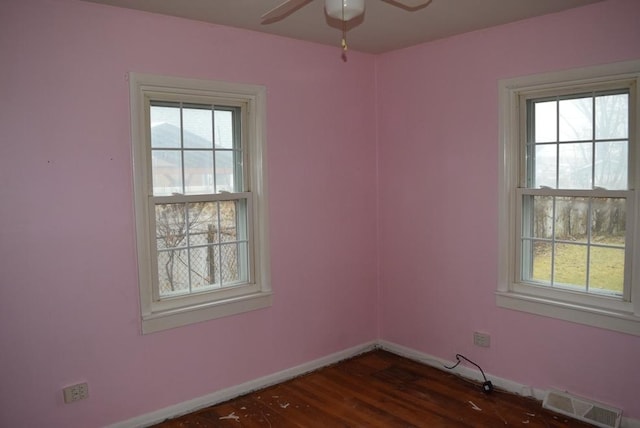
[376,0,640,419]
[0,0,378,426]
[2,0,639,426]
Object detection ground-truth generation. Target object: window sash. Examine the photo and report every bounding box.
[146,98,247,197]
[519,85,633,191]
[515,188,633,305]
[149,192,255,303]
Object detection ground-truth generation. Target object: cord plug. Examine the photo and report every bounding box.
[445,354,494,394]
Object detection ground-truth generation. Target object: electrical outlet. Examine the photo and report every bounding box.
[63,382,89,403]
[473,331,490,348]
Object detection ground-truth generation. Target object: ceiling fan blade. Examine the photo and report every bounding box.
[261,0,313,24]
[383,0,433,11]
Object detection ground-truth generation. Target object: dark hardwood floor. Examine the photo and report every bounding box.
[151,349,592,427]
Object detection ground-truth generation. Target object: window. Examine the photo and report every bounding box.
[130,73,271,334]
[498,61,640,336]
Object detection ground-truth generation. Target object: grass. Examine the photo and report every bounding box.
[530,237,624,294]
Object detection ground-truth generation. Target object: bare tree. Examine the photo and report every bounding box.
[155,202,208,293]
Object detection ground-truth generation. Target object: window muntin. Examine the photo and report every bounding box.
[520,89,630,299]
[130,73,270,334]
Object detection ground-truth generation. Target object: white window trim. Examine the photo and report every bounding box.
[129,73,271,334]
[497,60,640,336]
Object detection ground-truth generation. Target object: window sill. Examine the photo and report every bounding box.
[496,291,640,336]
[141,291,272,334]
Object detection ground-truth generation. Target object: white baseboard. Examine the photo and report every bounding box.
[378,340,640,428]
[108,340,639,428]
[377,340,546,400]
[106,341,377,428]
[623,418,640,428]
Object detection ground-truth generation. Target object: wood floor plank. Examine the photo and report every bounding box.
[151,349,593,427]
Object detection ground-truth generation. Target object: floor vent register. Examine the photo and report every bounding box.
[543,389,622,428]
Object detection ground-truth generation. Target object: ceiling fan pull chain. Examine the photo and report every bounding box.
[341,1,348,52]
[341,23,348,52]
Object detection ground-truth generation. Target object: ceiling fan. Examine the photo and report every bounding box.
[262,0,433,53]
[262,0,432,24]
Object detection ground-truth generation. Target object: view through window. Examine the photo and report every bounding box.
[150,102,249,298]
[521,90,629,297]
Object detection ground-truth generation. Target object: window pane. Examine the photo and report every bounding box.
[523,196,553,239]
[589,246,624,295]
[189,246,218,290]
[215,110,235,149]
[215,150,240,192]
[152,150,182,195]
[155,203,187,249]
[559,97,592,142]
[554,197,588,243]
[553,243,587,289]
[208,245,221,285]
[220,243,241,285]
[591,198,626,245]
[594,141,628,190]
[236,242,249,283]
[157,248,189,296]
[219,200,238,242]
[183,106,213,149]
[184,151,214,195]
[527,240,552,284]
[187,202,217,245]
[150,105,181,148]
[534,101,557,143]
[595,93,628,140]
[532,144,557,188]
[558,143,592,189]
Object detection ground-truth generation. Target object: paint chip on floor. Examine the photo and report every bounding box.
[219,412,240,421]
[469,401,482,411]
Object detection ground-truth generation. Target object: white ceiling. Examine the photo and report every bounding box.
[82,0,603,54]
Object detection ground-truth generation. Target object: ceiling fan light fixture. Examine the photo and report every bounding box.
[325,0,365,21]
